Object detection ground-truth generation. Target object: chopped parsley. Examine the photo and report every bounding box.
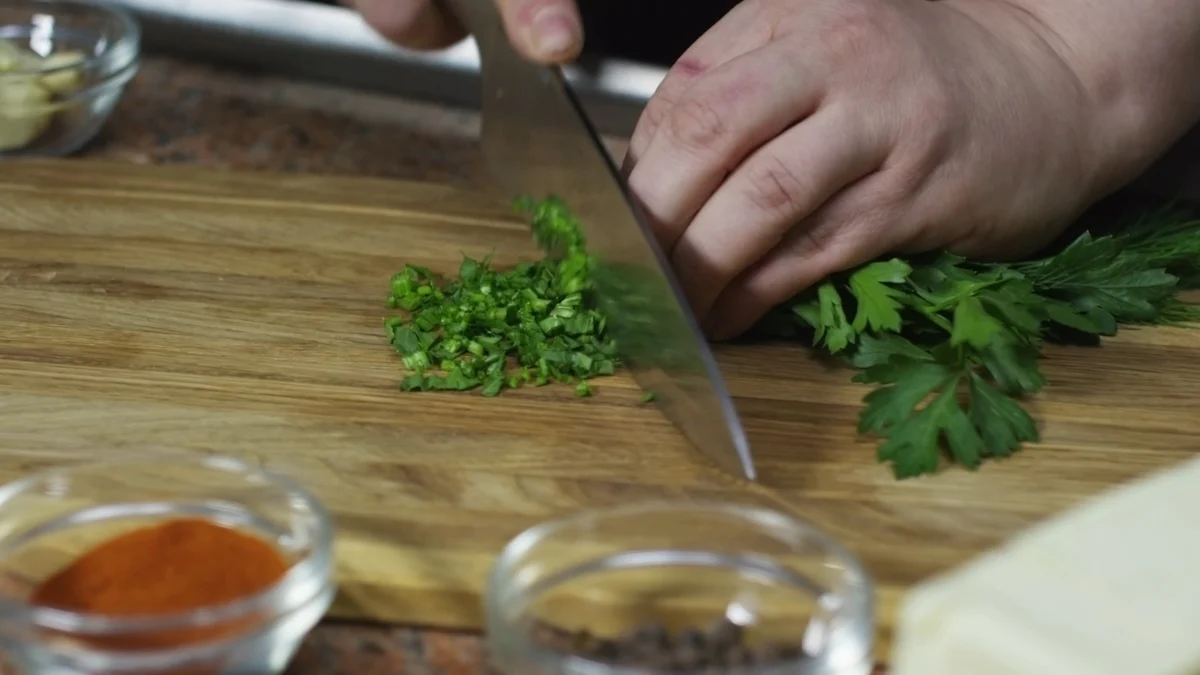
[386,197,1200,478]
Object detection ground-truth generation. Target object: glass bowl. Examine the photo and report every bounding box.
[486,503,875,675]
[0,454,336,675]
[0,0,140,157]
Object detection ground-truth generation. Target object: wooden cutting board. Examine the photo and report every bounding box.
[2,159,1198,660]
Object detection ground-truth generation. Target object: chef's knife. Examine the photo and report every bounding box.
[441,0,756,480]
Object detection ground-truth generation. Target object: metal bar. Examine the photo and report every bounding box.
[103,0,666,137]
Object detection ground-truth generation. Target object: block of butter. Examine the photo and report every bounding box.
[891,456,1200,675]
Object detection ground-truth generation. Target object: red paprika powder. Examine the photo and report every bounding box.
[32,518,289,650]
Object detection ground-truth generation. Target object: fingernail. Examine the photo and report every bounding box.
[528,6,580,60]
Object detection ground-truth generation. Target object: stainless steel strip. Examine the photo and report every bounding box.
[103,0,666,137]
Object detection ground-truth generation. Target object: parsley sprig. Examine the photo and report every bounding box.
[760,207,1200,477]
[385,199,1200,478]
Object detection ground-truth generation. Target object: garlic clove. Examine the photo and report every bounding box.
[38,50,86,94]
[0,41,21,72]
[0,76,53,151]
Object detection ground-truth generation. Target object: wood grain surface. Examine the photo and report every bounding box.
[1,159,1198,660]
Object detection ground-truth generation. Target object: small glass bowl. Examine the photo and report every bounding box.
[0,454,336,675]
[486,503,875,675]
[0,0,140,158]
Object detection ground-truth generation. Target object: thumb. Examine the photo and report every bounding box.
[495,0,584,63]
[352,0,466,50]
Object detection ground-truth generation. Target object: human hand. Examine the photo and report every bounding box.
[344,0,583,63]
[623,0,1123,341]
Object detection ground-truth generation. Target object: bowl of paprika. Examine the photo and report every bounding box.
[0,453,336,675]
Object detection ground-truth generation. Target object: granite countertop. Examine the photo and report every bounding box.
[82,54,632,187]
[84,55,490,184]
[75,54,883,675]
[79,54,507,675]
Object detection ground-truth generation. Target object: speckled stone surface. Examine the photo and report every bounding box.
[78,54,632,188]
[70,54,884,675]
[287,624,487,675]
[81,55,491,185]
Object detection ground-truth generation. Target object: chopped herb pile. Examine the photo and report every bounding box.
[385,197,1200,478]
[384,197,616,397]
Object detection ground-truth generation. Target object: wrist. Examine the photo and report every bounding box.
[947,0,1200,198]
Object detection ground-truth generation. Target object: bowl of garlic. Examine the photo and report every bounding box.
[0,0,139,157]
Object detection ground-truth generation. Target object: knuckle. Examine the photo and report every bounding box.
[361,0,418,32]
[744,154,812,215]
[783,215,870,276]
[893,80,961,171]
[790,216,841,259]
[637,96,674,138]
[666,95,732,156]
[797,228,835,259]
[817,1,891,63]
[881,148,931,196]
[630,65,697,149]
[628,95,675,162]
[744,1,788,44]
[914,80,957,138]
[876,178,918,218]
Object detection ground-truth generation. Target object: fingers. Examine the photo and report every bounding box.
[352,0,466,50]
[622,61,699,176]
[626,41,825,251]
[623,1,779,173]
[668,104,888,323]
[495,0,583,63]
[703,176,905,341]
[350,0,582,63]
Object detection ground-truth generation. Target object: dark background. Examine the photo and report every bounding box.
[574,0,741,66]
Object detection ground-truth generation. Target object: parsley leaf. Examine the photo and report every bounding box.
[950,296,1003,349]
[967,372,1038,458]
[849,333,933,369]
[385,197,1200,480]
[383,197,620,398]
[857,361,957,435]
[815,282,854,353]
[876,385,982,479]
[848,259,912,333]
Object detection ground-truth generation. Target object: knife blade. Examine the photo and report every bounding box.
[442,0,756,480]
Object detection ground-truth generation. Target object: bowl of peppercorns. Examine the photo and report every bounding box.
[485,502,877,675]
